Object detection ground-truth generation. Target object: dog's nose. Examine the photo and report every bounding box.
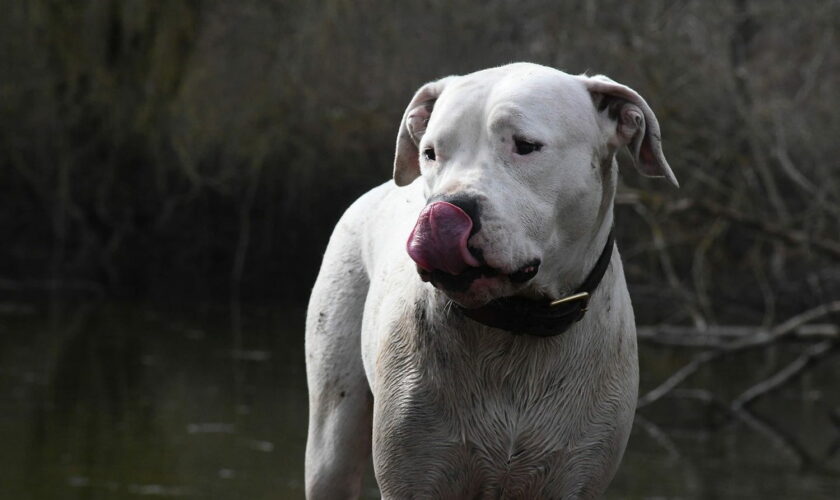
[435,193,482,236]
[407,201,481,275]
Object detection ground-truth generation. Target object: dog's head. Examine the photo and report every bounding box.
[396,63,677,308]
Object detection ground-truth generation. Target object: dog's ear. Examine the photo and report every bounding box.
[393,77,456,186]
[583,75,679,188]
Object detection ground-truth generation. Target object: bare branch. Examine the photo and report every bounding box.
[637,323,838,347]
[694,200,840,260]
[637,301,840,408]
[634,414,681,461]
[731,340,836,411]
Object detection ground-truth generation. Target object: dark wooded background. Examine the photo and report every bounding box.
[3,0,839,326]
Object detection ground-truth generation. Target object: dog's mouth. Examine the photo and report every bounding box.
[417,259,540,293]
[406,199,541,297]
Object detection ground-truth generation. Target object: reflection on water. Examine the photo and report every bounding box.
[0,301,837,499]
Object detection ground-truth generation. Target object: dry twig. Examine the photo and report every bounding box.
[637,301,840,408]
[731,340,836,411]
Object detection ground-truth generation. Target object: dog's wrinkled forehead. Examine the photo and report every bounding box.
[425,65,597,144]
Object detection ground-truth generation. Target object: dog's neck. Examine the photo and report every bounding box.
[538,154,618,299]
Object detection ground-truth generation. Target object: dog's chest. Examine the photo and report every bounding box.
[373,316,623,498]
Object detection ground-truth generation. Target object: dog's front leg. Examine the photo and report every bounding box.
[305,217,373,499]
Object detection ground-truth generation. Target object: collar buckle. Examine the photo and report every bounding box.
[549,291,590,311]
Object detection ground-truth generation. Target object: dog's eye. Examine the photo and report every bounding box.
[423,147,436,161]
[514,138,542,155]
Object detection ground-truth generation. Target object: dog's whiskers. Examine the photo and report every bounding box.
[443,299,455,316]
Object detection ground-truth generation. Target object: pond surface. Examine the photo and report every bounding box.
[1,300,838,499]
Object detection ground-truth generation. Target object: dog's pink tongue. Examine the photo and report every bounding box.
[407,201,480,275]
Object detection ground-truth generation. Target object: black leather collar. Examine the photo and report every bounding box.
[458,229,615,337]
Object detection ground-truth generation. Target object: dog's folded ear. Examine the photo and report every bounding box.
[393,76,456,186]
[583,75,679,188]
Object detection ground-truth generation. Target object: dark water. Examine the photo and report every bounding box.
[1,301,837,499]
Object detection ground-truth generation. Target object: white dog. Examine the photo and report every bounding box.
[305,62,677,499]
